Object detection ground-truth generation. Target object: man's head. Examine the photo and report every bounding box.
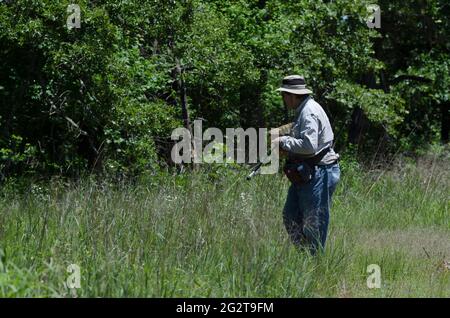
[282,92,308,110]
[277,75,312,110]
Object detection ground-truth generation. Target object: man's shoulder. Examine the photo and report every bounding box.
[307,98,324,109]
[301,98,323,116]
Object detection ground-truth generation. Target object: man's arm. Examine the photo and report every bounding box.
[278,114,319,156]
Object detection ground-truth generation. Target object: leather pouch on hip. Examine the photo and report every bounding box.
[283,162,313,185]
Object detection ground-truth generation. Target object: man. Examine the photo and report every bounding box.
[273,75,340,255]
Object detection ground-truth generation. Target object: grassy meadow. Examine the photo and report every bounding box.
[0,155,449,297]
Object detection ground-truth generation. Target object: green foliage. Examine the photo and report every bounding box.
[0,135,38,178]
[390,53,450,149]
[376,0,450,148]
[328,80,406,135]
[0,0,448,178]
[0,0,180,177]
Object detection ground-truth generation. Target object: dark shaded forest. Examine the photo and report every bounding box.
[1,0,449,178]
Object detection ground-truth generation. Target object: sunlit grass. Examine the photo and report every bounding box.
[0,157,448,297]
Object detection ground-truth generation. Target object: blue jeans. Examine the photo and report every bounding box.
[283,162,340,254]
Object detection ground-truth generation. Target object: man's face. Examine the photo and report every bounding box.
[282,92,303,110]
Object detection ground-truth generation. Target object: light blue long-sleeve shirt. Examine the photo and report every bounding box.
[279,96,339,165]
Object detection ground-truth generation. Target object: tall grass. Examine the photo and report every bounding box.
[0,156,448,297]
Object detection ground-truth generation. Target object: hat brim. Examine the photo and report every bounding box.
[276,88,313,95]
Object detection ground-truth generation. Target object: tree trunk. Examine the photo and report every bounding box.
[348,107,368,145]
[256,69,267,128]
[441,102,449,144]
[175,58,198,167]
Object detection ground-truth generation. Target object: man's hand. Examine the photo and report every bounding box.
[271,137,289,157]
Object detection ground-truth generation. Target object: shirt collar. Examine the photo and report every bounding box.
[295,95,312,114]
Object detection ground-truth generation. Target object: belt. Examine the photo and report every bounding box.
[317,159,339,168]
[288,147,331,167]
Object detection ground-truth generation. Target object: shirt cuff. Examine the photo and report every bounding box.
[278,136,289,151]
